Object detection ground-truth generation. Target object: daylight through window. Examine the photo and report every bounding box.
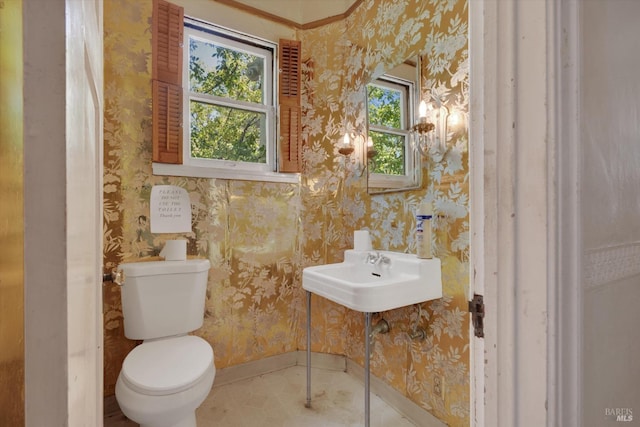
[367,76,412,176]
[184,19,276,172]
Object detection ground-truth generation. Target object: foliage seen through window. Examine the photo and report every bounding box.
[367,82,409,176]
[187,27,274,165]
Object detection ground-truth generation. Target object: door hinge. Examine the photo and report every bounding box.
[469,294,485,338]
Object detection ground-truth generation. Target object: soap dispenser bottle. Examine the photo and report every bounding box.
[416,202,433,259]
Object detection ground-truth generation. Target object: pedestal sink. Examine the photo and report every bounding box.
[303,249,442,312]
[302,250,443,426]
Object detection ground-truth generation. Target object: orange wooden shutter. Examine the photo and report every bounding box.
[152,81,183,163]
[152,0,183,85]
[278,39,302,173]
[152,0,183,164]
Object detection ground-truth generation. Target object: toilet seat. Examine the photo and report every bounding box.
[120,335,213,396]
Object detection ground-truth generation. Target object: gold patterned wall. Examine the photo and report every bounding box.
[297,1,469,425]
[103,0,468,425]
[0,0,25,424]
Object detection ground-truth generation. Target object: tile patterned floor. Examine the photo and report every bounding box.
[104,365,416,427]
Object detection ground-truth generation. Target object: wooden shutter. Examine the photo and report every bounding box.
[152,0,183,164]
[152,0,183,85]
[278,39,302,173]
[152,81,183,163]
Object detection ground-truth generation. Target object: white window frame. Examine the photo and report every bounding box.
[153,17,299,184]
[367,75,419,190]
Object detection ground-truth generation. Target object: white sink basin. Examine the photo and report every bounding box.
[302,250,442,312]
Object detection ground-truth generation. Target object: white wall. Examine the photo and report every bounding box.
[581,1,640,425]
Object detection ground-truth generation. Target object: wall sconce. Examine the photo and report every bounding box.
[338,133,356,156]
[338,131,367,176]
[338,129,379,176]
[411,98,455,160]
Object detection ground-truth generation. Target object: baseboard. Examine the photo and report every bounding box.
[214,351,345,387]
[345,359,447,427]
[214,352,297,387]
[295,350,347,371]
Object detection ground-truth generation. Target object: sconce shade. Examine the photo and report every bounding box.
[339,146,355,156]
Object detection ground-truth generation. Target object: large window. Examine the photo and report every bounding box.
[367,75,417,189]
[184,19,276,174]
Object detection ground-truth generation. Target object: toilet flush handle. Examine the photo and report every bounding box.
[102,268,124,286]
[113,269,124,286]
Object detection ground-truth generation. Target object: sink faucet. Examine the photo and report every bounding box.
[365,251,379,264]
[365,251,391,267]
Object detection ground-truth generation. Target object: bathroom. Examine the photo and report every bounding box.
[103,0,469,425]
[3,0,640,426]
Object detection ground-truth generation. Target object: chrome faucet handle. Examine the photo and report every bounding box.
[365,251,380,264]
[365,251,391,267]
[377,255,391,266]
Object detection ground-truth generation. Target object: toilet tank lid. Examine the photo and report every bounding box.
[119,259,211,277]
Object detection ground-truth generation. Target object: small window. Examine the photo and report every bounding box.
[366,75,418,188]
[184,19,276,174]
[151,1,301,183]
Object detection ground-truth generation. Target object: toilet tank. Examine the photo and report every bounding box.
[117,259,211,340]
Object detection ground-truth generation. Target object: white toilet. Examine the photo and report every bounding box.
[115,259,214,427]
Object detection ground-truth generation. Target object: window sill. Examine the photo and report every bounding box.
[368,172,420,189]
[153,163,300,184]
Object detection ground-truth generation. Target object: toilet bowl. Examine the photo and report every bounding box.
[114,259,214,427]
[116,335,215,427]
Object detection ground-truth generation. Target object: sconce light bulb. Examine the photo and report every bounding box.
[418,100,427,119]
[343,133,350,147]
[367,136,374,148]
[449,111,461,127]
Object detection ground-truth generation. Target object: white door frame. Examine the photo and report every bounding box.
[469,0,579,425]
[551,1,582,426]
[24,0,104,424]
[468,0,486,423]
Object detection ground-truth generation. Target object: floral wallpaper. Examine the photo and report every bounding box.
[103,0,469,426]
